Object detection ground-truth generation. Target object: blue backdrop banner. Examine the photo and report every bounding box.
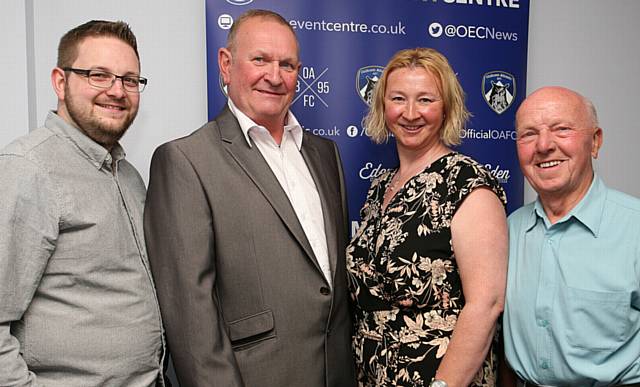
[206,0,529,233]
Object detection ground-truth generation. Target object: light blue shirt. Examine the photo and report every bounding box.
[504,176,640,386]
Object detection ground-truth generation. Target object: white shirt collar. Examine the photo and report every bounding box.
[227,98,304,150]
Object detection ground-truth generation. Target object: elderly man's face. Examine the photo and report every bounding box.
[515,87,602,206]
[219,17,299,132]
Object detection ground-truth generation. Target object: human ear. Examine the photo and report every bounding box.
[591,127,603,158]
[218,47,233,85]
[51,67,67,100]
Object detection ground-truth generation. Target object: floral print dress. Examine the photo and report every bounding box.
[347,152,507,387]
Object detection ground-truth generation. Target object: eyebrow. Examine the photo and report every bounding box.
[386,90,440,96]
[248,50,298,63]
[91,66,140,76]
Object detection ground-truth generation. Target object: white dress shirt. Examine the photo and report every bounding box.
[228,99,332,287]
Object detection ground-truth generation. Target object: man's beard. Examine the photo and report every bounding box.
[64,87,138,148]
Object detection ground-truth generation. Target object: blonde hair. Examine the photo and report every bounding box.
[363,47,470,145]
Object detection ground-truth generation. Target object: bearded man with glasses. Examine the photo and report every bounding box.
[0,20,168,387]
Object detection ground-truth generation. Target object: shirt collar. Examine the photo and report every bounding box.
[526,175,605,237]
[227,98,303,150]
[45,111,125,169]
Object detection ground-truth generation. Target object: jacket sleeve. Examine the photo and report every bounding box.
[144,142,245,387]
[0,154,58,387]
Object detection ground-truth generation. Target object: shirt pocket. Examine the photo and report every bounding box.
[560,287,631,351]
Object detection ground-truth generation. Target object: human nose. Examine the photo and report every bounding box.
[535,129,556,153]
[264,61,283,85]
[402,102,420,121]
[105,77,127,98]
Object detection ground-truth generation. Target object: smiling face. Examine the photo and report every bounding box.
[218,17,300,135]
[384,67,445,157]
[52,36,140,149]
[516,87,603,208]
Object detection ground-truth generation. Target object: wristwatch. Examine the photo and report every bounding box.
[429,379,448,387]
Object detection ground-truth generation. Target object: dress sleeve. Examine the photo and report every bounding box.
[448,157,507,213]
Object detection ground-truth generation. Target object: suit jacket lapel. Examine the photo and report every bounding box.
[215,107,321,272]
[301,140,340,282]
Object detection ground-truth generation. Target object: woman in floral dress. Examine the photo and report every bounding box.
[347,48,508,387]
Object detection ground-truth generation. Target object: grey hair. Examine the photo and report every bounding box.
[582,95,599,127]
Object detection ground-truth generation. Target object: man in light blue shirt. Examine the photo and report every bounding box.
[503,86,640,387]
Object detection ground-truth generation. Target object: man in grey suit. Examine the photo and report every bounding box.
[144,9,356,387]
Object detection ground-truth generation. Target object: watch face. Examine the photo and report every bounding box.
[430,380,448,387]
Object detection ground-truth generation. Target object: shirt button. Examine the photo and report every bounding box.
[538,319,549,327]
[540,360,549,369]
[320,286,331,296]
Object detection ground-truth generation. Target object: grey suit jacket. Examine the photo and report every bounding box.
[144,107,356,387]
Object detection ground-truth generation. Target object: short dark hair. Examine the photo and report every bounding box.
[226,9,297,55]
[57,20,139,68]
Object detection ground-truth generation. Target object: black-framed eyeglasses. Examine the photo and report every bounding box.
[62,67,148,93]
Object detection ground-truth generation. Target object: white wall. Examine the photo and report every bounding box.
[2,0,208,184]
[524,0,640,202]
[1,1,30,147]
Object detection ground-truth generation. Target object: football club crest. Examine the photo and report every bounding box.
[356,66,384,106]
[482,71,516,114]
